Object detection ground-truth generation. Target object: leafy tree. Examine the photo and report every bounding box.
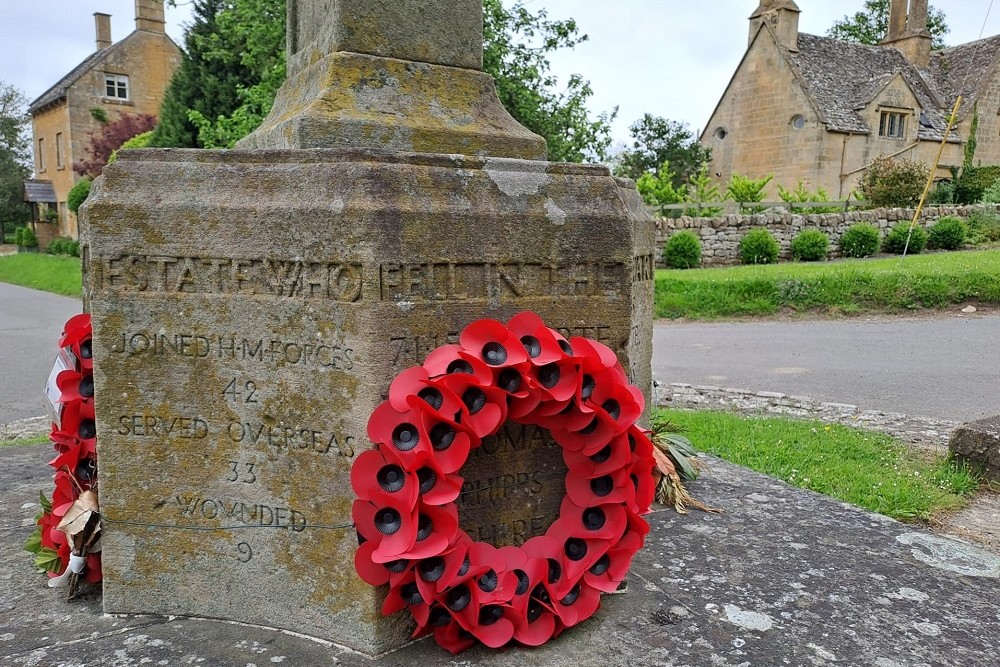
[150,0,265,148]
[682,164,724,217]
[727,173,773,213]
[858,156,929,207]
[635,161,686,213]
[75,113,157,177]
[483,0,614,162]
[0,82,31,240]
[67,178,92,215]
[614,115,710,185]
[156,0,614,160]
[828,0,949,49]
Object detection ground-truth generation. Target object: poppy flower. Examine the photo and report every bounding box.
[397,501,460,561]
[435,372,507,439]
[555,495,628,541]
[565,464,631,509]
[569,336,621,373]
[423,345,493,385]
[351,498,418,564]
[59,314,93,370]
[55,368,94,406]
[506,312,566,366]
[350,448,418,508]
[459,319,529,368]
[627,445,656,516]
[414,536,473,605]
[433,618,478,655]
[562,431,632,478]
[551,579,601,627]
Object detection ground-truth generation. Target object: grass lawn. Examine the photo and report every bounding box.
[0,433,50,447]
[662,408,980,522]
[656,248,1000,319]
[0,254,82,297]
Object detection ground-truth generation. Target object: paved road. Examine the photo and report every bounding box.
[0,283,81,422]
[653,314,1000,423]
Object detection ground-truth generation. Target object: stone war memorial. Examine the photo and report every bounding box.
[80,0,655,656]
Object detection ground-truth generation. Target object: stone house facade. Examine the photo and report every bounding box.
[703,0,1000,200]
[28,0,180,239]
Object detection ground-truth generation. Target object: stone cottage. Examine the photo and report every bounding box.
[703,0,1000,199]
[27,0,180,239]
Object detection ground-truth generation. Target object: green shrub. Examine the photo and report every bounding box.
[727,173,773,213]
[858,156,929,208]
[67,178,92,215]
[955,165,1000,204]
[790,229,829,261]
[46,236,77,256]
[966,208,1000,244]
[663,231,702,269]
[928,180,955,205]
[108,130,154,165]
[839,223,881,258]
[739,228,780,265]
[777,180,840,213]
[980,178,1000,204]
[927,216,967,250]
[17,227,38,248]
[883,221,928,254]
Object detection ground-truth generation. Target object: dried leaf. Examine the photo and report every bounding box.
[651,445,677,478]
[56,491,99,536]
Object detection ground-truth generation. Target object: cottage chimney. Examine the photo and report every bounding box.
[882,0,932,68]
[134,0,166,33]
[94,13,112,50]
[748,0,801,51]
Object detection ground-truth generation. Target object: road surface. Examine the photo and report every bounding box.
[0,282,81,422]
[653,313,1000,423]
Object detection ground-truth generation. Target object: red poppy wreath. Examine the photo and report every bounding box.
[352,312,655,653]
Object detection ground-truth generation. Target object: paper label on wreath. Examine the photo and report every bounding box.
[44,347,77,429]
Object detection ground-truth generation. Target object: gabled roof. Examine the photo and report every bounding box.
[927,34,1000,117]
[27,35,134,114]
[786,33,957,140]
[23,180,57,203]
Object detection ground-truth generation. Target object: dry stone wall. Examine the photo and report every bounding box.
[655,204,1000,266]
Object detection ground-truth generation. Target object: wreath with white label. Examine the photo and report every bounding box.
[352,312,654,653]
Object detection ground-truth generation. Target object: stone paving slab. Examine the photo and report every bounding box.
[2,442,999,666]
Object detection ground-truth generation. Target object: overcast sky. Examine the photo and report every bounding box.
[1,1,998,147]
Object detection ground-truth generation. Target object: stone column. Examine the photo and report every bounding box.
[82,0,654,656]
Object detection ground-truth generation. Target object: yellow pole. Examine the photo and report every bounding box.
[903,96,962,256]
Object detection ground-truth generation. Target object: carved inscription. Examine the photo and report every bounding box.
[633,253,655,282]
[174,494,307,531]
[379,261,627,301]
[109,332,354,370]
[90,255,363,301]
[458,423,568,548]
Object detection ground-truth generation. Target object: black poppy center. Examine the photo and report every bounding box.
[376,465,405,493]
[430,423,456,451]
[581,374,596,399]
[498,368,522,393]
[538,363,560,389]
[419,557,445,582]
[591,475,614,497]
[479,605,504,626]
[520,335,541,358]
[447,359,474,375]
[478,569,498,593]
[482,342,508,366]
[583,507,606,530]
[565,538,587,561]
[589,554,611,575]
[547,558,561,583]
[429,607,452,626]
[560,584,581,606]
[375,508,402,535]
[416,514,433,541]
[417,467,437,494]
[79,375,95,398]
[446,584,471,612]
[514,569,530,595]
[80,339,93,359]
[418,387,444,410]
[590,443,612,463]
[462,388,487,415]
[384,559,409,573]
[391,423,419,451]
[78,419,97,440]
[558,339,573,356]
[401,582,423,605]
[602,399,621,421]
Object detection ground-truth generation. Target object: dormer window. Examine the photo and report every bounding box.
[105,73,129,100]
[879,111,906,138]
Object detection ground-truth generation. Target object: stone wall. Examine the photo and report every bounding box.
[655,204,1000,266]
